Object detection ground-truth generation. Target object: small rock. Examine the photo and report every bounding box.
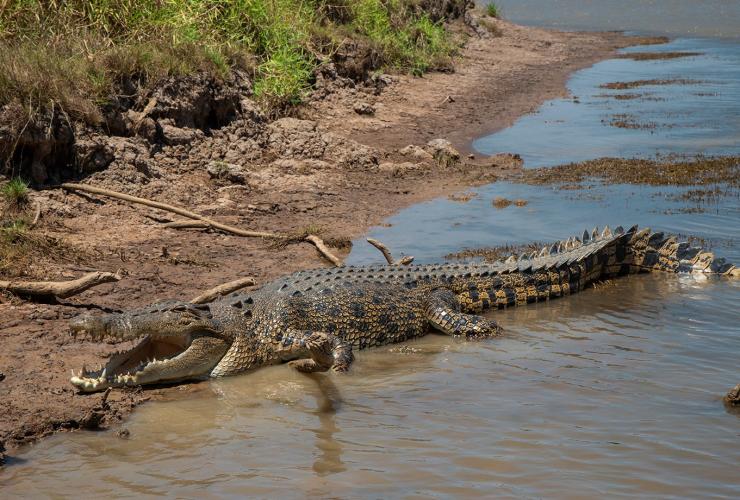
[399,145,433,162]
[379,161,420,176]
[425,138,460,168]
[725,383,740,407]
[135,117,159,142]
[353,102,375,115]
[206,161,249,184]
[160,124,199,146]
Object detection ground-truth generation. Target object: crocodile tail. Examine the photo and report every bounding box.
[602,225,738,277]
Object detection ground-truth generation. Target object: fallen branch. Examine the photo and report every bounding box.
[61,183,345,267]
[29,200,42,228]
[367,238,414,265]
[191,277,257,304]
[61,183,280,239]
[162,220,211,230]
[0,269,126,299]
[306,234,344,267]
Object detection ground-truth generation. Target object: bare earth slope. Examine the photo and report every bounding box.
[0,18,643,460]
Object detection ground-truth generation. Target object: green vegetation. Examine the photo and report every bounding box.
[0,0,458,120]
[485,2,500,18]
[1,178,29,206]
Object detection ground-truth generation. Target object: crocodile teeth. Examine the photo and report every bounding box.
[582,229,590,243]
[602,225,612,238]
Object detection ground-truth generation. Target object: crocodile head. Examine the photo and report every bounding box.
[69,301,231,393]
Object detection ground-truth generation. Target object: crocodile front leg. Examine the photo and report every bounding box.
[425,288,501,338]
[281,330,354,373]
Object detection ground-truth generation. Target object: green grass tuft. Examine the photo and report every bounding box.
[485,2,500,18]
[1,178,30,206]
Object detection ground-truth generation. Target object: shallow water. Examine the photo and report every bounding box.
[473,38,740,166]
[4,13,740,500]
[484,0,740,39]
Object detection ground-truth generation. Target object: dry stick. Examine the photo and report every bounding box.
[366,238,414,265]
[306,234,344,267]
[61,183,345,267]
[0,269,125,299]
[191,277,257,304]
[29,200,42,228]
[162,220,211,229]
[61,183,280,239]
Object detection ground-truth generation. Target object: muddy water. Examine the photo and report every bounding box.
[4,25,740,500]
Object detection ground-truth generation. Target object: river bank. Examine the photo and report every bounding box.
[0,15,651,461]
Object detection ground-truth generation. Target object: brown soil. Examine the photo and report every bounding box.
[0,17,648,463]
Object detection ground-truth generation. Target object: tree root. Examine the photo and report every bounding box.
[191,277,257,304]
[60,183,345,267]
[0,269,126,299]
[367,238,414,265]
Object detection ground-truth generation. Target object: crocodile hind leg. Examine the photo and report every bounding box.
[280,330,354,373]
[425,288,501,338]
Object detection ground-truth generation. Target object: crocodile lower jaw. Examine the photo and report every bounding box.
[70,335,191,393]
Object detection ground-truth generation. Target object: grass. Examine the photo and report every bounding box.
[0,0,458,123]
[1,178,29,207]
[485,2,500,18]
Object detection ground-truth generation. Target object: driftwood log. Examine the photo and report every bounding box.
[60,183,344,267]
[191,277,257,304]
[0,270,125,299]
[367,238,414,265]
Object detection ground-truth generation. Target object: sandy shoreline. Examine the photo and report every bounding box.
[0,18,650,462]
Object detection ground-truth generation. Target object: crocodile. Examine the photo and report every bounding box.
[69,224,738,392]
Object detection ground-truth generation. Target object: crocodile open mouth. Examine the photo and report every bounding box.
[70,334,194,392]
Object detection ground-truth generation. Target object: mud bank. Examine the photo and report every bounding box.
[0,15,648,462]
